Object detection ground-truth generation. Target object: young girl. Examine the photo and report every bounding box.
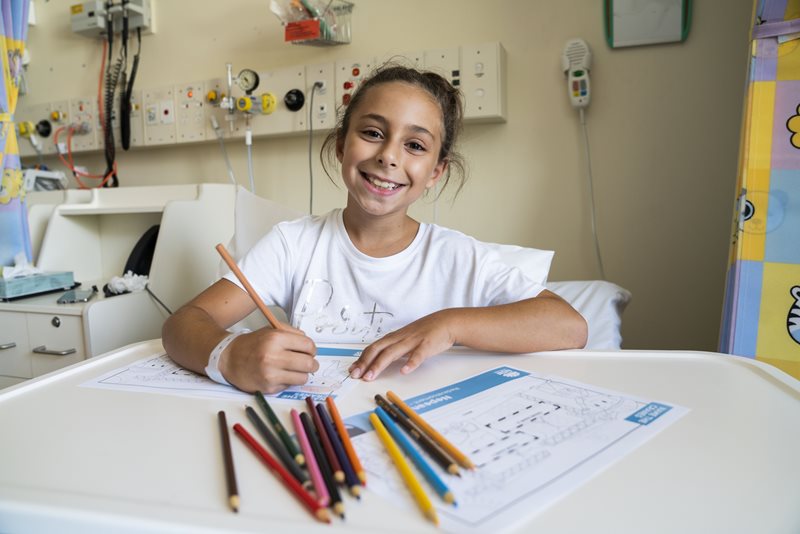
[162,65,587,394]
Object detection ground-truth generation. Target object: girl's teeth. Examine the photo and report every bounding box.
[369,176,397,190]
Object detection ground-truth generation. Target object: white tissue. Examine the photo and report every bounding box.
[107,271,149,294]
[1,252,43,279]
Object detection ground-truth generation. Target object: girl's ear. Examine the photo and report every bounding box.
[336,136,345,163]
[426,159,448,189]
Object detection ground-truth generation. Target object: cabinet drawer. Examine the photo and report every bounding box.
[0,311,32,378]
[27,313,85,376]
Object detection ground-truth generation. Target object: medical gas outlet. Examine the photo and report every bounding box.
[235,93,277,115]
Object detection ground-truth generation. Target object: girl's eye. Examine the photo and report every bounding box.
[407,141,425,152]
[361,129,382,139]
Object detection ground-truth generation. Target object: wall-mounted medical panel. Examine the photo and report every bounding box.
[335,56,377,110]
[459,42,506,122]
[249,66,307,137]
[175,82,208,144]
[305,63,336,132]
[18,42,507,158]
[423,47,461,89]
[142,86,176,146]
[67,97,100,152]
[16,102,53,159]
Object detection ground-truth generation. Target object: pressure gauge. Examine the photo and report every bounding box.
[236,69,260,95]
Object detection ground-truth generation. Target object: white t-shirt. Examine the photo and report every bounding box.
[224,209,545,344]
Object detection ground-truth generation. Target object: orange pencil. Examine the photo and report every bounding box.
[233,423,330,523]
[326,396,367,485]
[215,243,286,331]
[387,390,476,470]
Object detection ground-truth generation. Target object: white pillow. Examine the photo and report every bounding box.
[546,280,632,350]
[483,242,554,285]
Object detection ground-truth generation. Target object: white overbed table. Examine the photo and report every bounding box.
[0,340,798,533]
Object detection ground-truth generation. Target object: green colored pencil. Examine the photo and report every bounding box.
[256,391,305,466]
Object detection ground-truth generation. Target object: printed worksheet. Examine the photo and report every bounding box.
[82,346,361,402]
[346,366,688,533]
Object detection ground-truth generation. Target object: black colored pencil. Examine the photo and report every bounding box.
[301,411,345,519]
[217,410,239,513]
[375,394,461,476]
[316,403,361,498]
[255,391,305,466]
[245,406,310,488]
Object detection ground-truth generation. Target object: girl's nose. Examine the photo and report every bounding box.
[377,147,398,168]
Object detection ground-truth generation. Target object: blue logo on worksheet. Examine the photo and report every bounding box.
[626,402,672,425]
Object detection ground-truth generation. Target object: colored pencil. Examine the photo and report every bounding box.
[387,390,476,470]
[369,413,439,526]
[215,243,286,331]
[375,406,456,505]
[244,406,310,488]
[256,391,305,466]
[375,394,460,476]
[316,403,361,498]
[233,423,330,523]
[291,408,329,507]
[301,411,345,519]
[217,410,239,513]
[306,397,344,483]
[325,396,367,485]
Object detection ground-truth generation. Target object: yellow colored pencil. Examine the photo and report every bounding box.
[369,413,438,526]
[387,390,476,470]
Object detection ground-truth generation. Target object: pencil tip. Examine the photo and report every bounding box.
[425,508,439,525]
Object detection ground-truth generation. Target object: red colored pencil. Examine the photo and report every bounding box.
[233,423,330,524]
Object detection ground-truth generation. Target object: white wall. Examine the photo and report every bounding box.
[20,0,754,351]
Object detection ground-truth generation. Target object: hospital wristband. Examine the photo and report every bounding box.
[205,331,248,386]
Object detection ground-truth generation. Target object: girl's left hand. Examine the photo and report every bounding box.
[348,310,456,381]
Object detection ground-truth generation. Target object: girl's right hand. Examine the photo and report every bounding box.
[220,326,318,394]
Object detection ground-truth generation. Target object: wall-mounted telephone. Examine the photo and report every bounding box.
[562,38,592,108]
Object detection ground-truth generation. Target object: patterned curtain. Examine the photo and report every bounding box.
[719,0,800,379]
[0,0,30,266]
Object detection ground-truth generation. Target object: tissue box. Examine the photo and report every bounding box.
[0,271,75,300]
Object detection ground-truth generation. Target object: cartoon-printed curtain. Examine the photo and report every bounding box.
[0,0,30,267]
[720,0,800,379]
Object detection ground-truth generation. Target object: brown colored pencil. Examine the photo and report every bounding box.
[375,394,460,476]
[215,243,286,331]
[387,390,476,470]
[217,410,239,513]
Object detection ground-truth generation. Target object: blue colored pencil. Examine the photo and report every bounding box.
[316,403,361,498]
[374,406,456,505]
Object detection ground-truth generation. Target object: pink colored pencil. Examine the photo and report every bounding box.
[290,408,329,507]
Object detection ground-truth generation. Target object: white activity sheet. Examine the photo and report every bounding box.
[345,366,688,533]
[82,346,361,402]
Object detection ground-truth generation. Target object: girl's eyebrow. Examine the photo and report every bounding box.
[359,113,435,139]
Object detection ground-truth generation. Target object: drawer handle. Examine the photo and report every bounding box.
[0,342,17,350]
[32,345,77,356]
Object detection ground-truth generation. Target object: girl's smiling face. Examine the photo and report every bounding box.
[337,81,447,221]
